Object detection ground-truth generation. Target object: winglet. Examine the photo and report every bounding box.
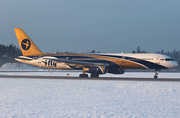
[14,28,44,56]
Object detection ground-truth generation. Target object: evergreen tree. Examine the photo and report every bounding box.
[136,46,140,53]
[161,49,164,54]
[0,44,22,67]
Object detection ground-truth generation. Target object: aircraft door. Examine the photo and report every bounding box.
[121,57,126,63]
[156,57,160,64]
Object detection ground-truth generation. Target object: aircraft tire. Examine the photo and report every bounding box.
[79,74,88,77]
[91,73,99,78]
[154,75,158,79]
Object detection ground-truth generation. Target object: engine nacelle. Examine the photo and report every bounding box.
[68,64,108,74]
[85,66,107,74]
[107,67,125,74]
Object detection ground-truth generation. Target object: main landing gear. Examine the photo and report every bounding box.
[79,74,88,77]
[79,73,99,78]
[79,67,89,78]
[154,69,160,79]
[90,73,99,78]
[79,67,99,78]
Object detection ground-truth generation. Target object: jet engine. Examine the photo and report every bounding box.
[107,67,125,74]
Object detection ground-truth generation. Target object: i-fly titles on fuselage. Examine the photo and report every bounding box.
[13,28,178,79]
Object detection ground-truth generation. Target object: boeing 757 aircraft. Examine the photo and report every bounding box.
[13,28,178,78]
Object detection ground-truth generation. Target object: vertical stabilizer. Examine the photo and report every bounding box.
[14,28,44,56]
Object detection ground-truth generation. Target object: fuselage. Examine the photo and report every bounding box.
[15,53,178,74]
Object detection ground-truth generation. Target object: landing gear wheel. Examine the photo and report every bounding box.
[79,74,88,77]
[154,75,158,79]
[90,73,99,78]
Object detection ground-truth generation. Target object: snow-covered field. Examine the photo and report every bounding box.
[0,63,180,117]
[0,72,179,118]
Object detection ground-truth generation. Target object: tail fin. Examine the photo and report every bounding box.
[14,28,44,56]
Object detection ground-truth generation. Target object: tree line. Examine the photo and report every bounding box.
[0,44,22,67]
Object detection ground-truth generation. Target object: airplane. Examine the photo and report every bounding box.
[13,28,178,79]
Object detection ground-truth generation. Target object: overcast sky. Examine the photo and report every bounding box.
[0,0,179,53]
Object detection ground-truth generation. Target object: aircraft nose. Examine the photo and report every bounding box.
[171,61,178,68]
[166,61,178,68]
[174,62,178,68]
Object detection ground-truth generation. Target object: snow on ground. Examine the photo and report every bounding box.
[0,63,180,117]
[0,72,180,118]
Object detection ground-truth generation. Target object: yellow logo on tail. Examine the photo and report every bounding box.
[14,28,44,56]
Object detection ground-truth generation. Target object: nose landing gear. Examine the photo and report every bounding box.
[154,69,160,79]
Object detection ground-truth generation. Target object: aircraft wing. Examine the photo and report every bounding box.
[43,58,109,67]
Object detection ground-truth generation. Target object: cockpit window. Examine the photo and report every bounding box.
[165,58,174,61]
